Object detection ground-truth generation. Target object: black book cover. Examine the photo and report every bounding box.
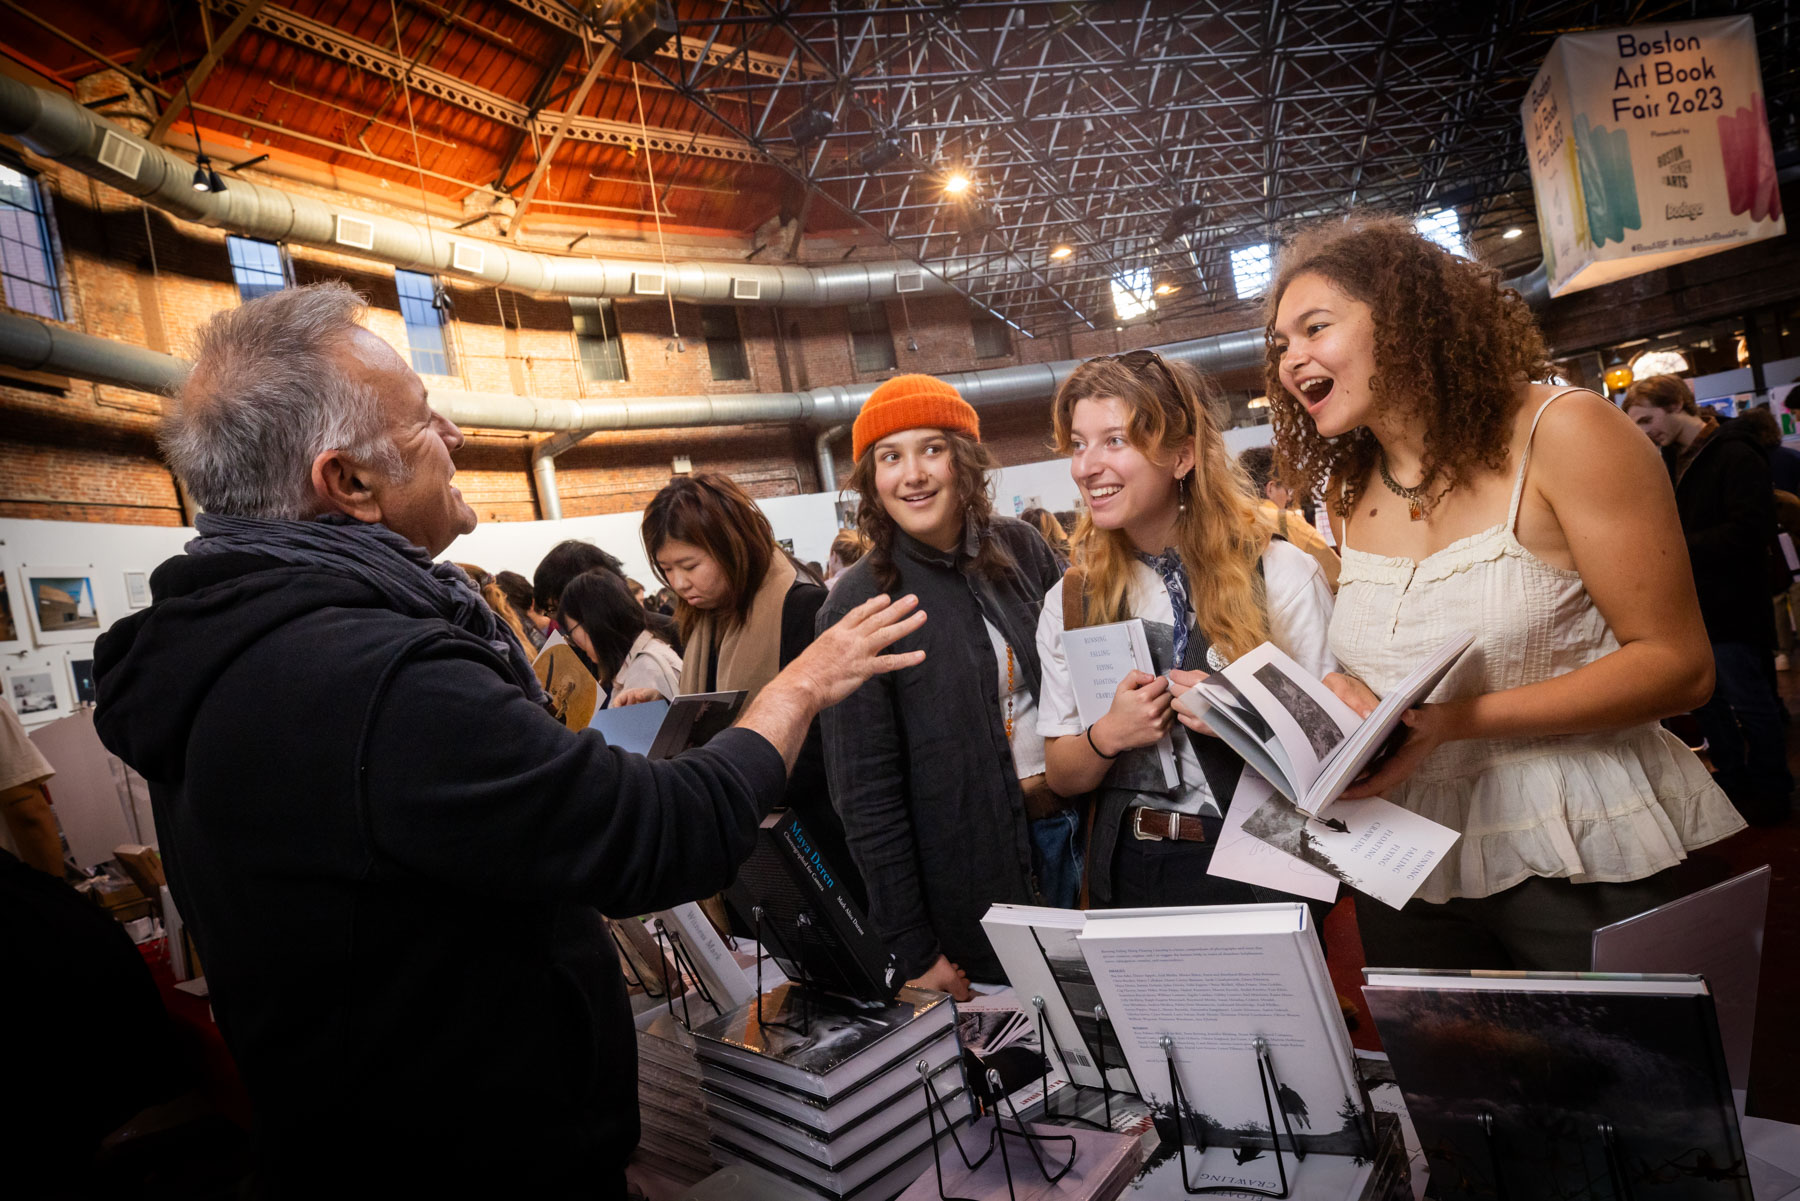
[1363,971,1750,1201]
[727,809,900,1002]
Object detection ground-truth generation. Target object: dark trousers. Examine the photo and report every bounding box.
[1354,866,1695,972]
[1108,815,1337,940]
[1693,640,1793,824]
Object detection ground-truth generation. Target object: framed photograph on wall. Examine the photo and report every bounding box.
[20,565,103,646]
[5,662,63,724]
[123,570,152,609]
[66,653,96,707]
[0,560,28,654]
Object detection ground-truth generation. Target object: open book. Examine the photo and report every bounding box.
[1175,632,1473,816]
[588,689,746,759]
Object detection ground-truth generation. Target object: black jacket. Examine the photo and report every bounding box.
[1667,418,1779,646]
[92,551,785,1194]
[818,518,1062,983]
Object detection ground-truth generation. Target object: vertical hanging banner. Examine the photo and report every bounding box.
[1523,16,1783,297]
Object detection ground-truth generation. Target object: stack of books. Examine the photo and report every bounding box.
[632,1011,718,1186]
[690,983,968,1201]
[894,1122,1145,1201]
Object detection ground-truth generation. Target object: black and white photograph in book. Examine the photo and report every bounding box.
[1252,662,1347,762]
[1239,793,1354,881]
[1035,928,1131,1074]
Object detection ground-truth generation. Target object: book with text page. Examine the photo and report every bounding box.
[1063,618,1179,790]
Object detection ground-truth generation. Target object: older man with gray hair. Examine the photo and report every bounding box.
[93,283,928,1196]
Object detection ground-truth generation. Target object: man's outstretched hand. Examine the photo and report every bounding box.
[738,594,928,770]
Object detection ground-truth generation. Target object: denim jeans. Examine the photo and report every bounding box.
[1693,641,1792,822]
[1030,808,1083,909]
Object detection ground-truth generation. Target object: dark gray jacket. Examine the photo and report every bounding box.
[818,516,1062,982]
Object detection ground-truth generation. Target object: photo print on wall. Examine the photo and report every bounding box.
[22,566,103,645]
[5,664,61,723]
[0,561,26,653]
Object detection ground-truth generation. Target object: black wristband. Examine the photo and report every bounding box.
[1086,724,1119,760]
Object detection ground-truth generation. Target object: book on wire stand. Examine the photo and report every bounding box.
[1361,969,1751,1201]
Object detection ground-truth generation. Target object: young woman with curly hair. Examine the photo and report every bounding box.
[1266,213,1744,970]
[819,376,1068,999]
[1036,351,1337,911]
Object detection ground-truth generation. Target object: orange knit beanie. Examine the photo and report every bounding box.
[852,374,980,461]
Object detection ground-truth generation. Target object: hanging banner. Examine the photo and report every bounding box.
[1523,16,1783,297]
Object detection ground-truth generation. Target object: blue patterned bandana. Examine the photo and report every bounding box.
[1135,548,1192,670]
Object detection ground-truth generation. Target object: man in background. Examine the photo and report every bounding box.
[1626,376,1790,825]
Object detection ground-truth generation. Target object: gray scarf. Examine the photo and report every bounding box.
[188,513,547,704]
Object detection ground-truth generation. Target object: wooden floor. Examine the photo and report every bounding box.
[1320,674,1800,1124]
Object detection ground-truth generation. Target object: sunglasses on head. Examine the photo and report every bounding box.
[1099,348,1182,394]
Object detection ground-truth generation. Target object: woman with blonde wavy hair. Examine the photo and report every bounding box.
[1035,350,1337,908]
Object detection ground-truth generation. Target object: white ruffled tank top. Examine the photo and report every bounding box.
[1329,390,1746,903]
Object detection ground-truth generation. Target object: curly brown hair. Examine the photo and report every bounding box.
[1262,213,1551,516]
[848,429,1014,591]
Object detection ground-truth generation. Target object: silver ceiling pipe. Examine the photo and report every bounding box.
[814,425,847,494]
[0,75,961,307]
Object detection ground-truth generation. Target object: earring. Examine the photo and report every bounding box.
[1178,472,1188,515]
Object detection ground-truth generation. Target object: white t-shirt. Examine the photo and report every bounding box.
[984,617,1047,780]
[1035,540,1336,816]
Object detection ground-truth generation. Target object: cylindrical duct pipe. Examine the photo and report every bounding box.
[814,425,847,494]
[0,74,962,307]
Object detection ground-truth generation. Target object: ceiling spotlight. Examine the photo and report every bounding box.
[943,172,971,196]
[1158,201,1206,245]
[856,137,905,173]
[206,166,226,193]
[1154,282,1179,296]
[1503,227,1524,239]
[790,105,836,145]
[1049,244,1074,260]
[191,157,212,192]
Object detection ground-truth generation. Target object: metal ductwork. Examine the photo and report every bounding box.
[0,310,1273,515]
[0,74,960,307]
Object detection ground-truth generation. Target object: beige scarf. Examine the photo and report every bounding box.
[678,553,797,703]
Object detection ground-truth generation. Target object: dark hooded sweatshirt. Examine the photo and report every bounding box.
[1665,416,1779,646]
[93,550,786,1196]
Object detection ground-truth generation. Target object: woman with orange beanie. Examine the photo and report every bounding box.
[818,374,1071,999]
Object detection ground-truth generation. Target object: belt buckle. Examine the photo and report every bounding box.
[1132,807,1176,841]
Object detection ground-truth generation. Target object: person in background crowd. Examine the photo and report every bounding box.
[1238,445,1341,590]
[533,540,682,658]
[652,586,677,615]
[824,528,870,587]
[495,569,548,648]
[457,562,539,658]
[1037,351,1339,913]
[92,283,925,1195]
[821,376,1070,1000]
[1265,216,1745,972]
[1020,505,1072,571]
[625,577,648,608]
[559,570,683,707]
[1736,406,1800,670]
[1,699,63,876]
[1738,405,1800,495]
[642,472,865,907]
[1626,376,1790,825]
[1053,510,1078,537]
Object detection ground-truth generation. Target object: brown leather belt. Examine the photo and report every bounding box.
[1127,805,1210,843]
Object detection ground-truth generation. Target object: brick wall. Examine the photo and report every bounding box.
[0,151,1275,529]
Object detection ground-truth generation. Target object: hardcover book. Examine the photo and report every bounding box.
[699,1025,965,1138]
[726,809,900,1002]
[893,1122,1145,1201]
[1362,970,1751,1201]
[1077,903,1367,1155]
[690,982,955,1103]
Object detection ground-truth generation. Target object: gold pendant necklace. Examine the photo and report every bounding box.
[1377,452,1432,522]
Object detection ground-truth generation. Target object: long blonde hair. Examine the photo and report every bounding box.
[1050,351,1270,661]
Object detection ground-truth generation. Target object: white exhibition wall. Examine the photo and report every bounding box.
[0,436,1282,735]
